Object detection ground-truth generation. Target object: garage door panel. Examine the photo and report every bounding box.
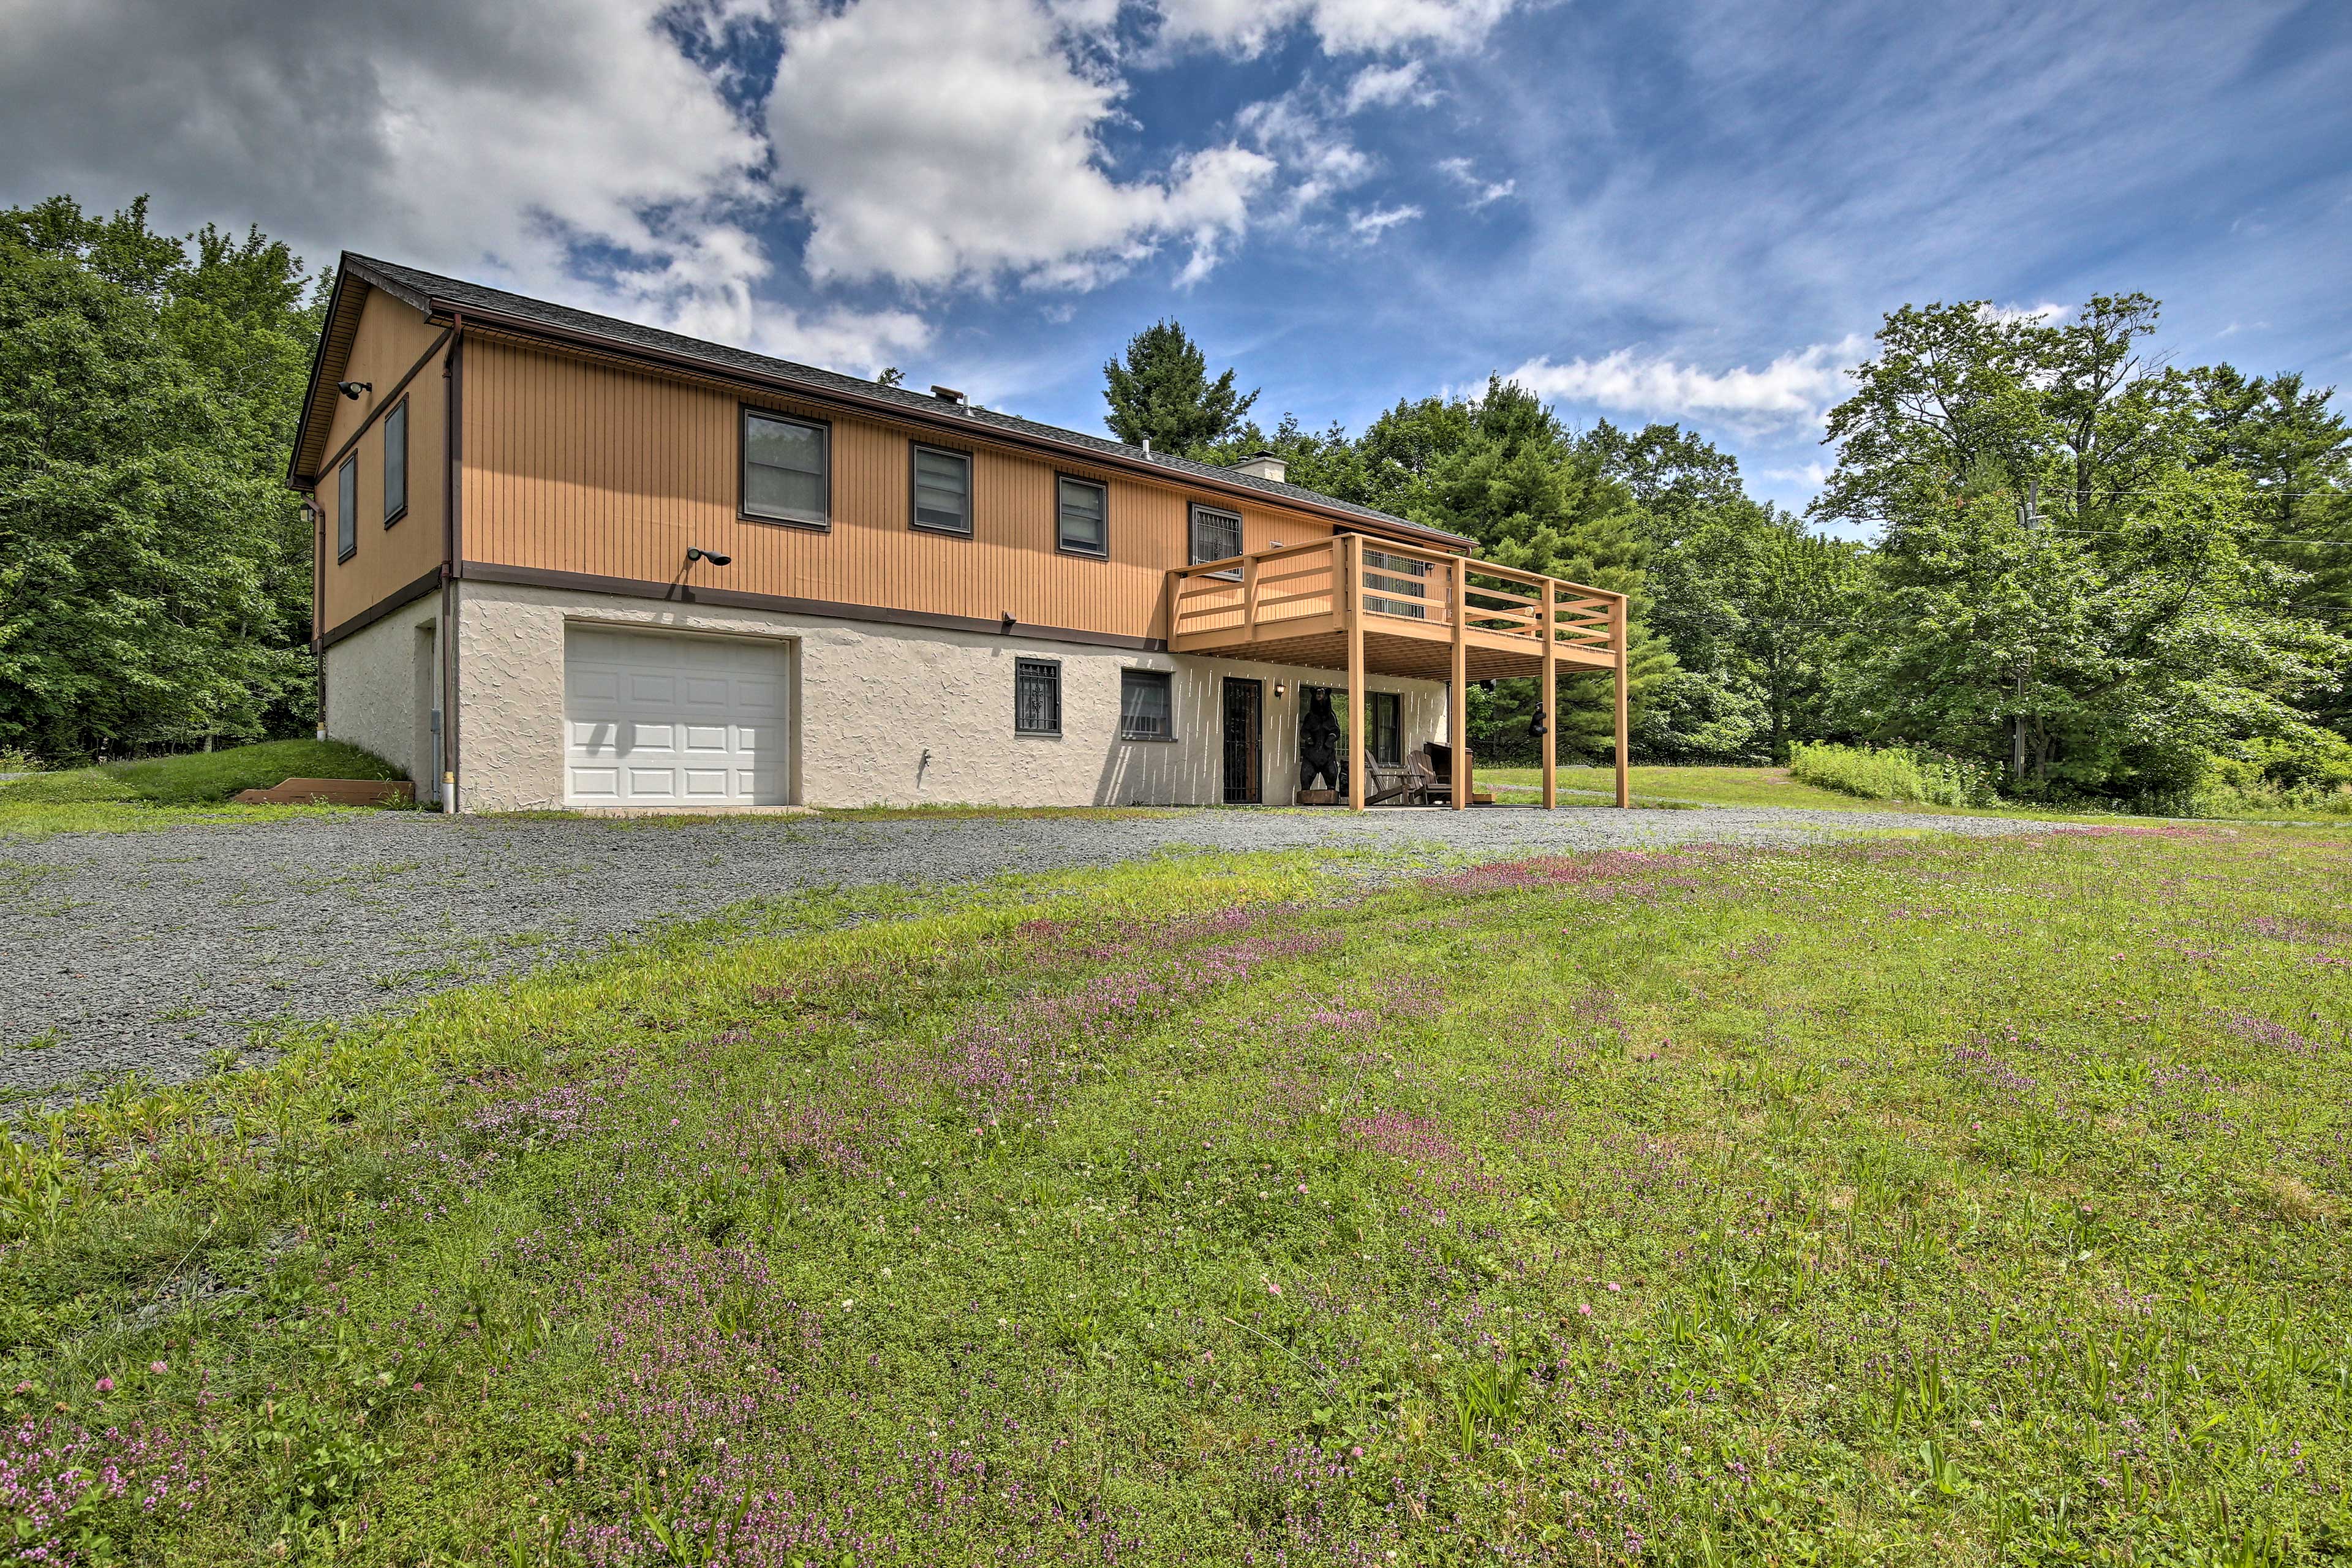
[564,629,790,807]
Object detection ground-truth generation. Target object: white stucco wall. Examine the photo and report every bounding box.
[322,599,440,787]
[448,580,1450,812]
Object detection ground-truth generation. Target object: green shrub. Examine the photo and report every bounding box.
[1789,742,2000,807]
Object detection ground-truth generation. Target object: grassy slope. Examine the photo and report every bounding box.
[7,829,2350,1563]
[0,740,400,835]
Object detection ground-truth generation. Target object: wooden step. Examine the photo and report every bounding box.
[232,777,415,807]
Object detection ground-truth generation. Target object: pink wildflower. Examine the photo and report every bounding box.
[94,1376,115,1394]
[1577,1303,1593,1317]
[149,1362,168,1376]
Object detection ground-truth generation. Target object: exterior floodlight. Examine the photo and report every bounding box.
[337,380,371,399]
[685,547,732,567]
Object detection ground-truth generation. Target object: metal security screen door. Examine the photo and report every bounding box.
[1221,677,1262,804]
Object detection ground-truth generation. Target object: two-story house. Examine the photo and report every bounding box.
[289,255,1627,813]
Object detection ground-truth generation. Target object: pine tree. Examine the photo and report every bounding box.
[1101,320,1257,457]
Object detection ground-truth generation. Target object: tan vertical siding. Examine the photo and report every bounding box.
[319,286,448,632]
[458,336,1338,642]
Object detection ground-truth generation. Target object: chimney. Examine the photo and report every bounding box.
[930,385,967,407]
[1232,451,1287,484]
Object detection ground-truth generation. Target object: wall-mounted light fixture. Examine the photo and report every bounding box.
[685,546,733,567]
[337,380,372,400]
[1273,680,1286,699]
[1000,611,1017,633]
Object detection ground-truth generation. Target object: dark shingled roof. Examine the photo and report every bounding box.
[332,252,1471,549]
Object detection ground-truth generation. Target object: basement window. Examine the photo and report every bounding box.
[1120,669,1174,741]
[742,409,831,526]
[336,454,357,561]
[1015,658,1061,736]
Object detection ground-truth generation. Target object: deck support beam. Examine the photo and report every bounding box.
[1345,534,1366,813]
[1541,581,1558,810]
[1450,557,1469,812]
[1613,592,1630,809]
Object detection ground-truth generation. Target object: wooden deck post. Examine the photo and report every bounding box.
[1540,580,1558,810]
[1613,592,1630,809]
[1449,557,1469,812]
[1345,534,1366,813]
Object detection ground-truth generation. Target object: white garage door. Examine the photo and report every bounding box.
[564,628,789,806]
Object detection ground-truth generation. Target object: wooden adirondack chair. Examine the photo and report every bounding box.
[1362,745,1414,806]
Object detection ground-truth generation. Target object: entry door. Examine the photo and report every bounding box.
[564,627,790,805]
[1221,677,1262,804]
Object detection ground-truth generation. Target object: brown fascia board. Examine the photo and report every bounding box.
[374,279,1470,554]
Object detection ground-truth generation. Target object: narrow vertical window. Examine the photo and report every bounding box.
[336,455,357,560]
[1014,658,1061,735]
[1120,669,1174,741]
[1370,692,1402,767]
[382,400,409,524]
[1057,475,1107,556]
[742,410,830,526]
[1188,504,1243,567]
[911,445,973,535]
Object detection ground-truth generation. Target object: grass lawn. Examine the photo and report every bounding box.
[7,826,2350,1563]
[0,740,402,836]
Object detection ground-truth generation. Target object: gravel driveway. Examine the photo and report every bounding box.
[1,803,2068,1088]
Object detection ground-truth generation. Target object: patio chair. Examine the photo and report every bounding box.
[1362,745,1414,806]
[1404,745,1449,806]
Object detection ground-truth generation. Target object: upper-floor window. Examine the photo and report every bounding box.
[1362,546,1429,619]
[1189,503,1243,578]
[336,455,358,560]
[1057,475,1107,557]
[382,399,409,524]
[911,445,973,535]
[1015,658,1061,735]
[1367,691,1403,767]
[1120,668,1174,741]
[742,409,829,527]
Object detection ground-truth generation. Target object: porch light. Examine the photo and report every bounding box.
[337,380,371,399]
[1274,681,1286,699]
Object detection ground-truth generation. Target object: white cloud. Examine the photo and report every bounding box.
[767,0,1274,290]
[1235,91,1377,222]
[1155,0,1526,57]
[1348,203,1424,239]
[1436,156,1516,208]
[1504,337,1869,430]
[0,0,940,371]
[1977,301,2070,325]
[1343,60,1437,113]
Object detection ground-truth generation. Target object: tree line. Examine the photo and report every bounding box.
[1106,304,2352,807]
[4,196,2345,807]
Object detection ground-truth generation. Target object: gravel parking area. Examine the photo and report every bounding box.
[1,803,2071,1088]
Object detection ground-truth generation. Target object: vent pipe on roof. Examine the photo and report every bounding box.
[930,384,967,406]
[1232,450,1287,484]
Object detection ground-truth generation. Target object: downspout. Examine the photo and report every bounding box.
[311,492,326,740]
[441,315,464,813]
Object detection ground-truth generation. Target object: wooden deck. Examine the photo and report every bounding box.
[1166,535,1630,812]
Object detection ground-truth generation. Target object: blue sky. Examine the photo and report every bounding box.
[6,0,2347,523]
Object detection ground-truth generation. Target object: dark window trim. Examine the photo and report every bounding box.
[1189,502,1245,580]
[1014,656,1063,737]
[738,403,834,531]
[1119,666,1177,742]
[382,397,410,528]
[1368,689,1404,768]
[908,441,975,538]
[1055,472,1110,559]
[335,454,358,563]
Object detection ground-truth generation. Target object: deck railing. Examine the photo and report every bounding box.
[1169,535,1623,660]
